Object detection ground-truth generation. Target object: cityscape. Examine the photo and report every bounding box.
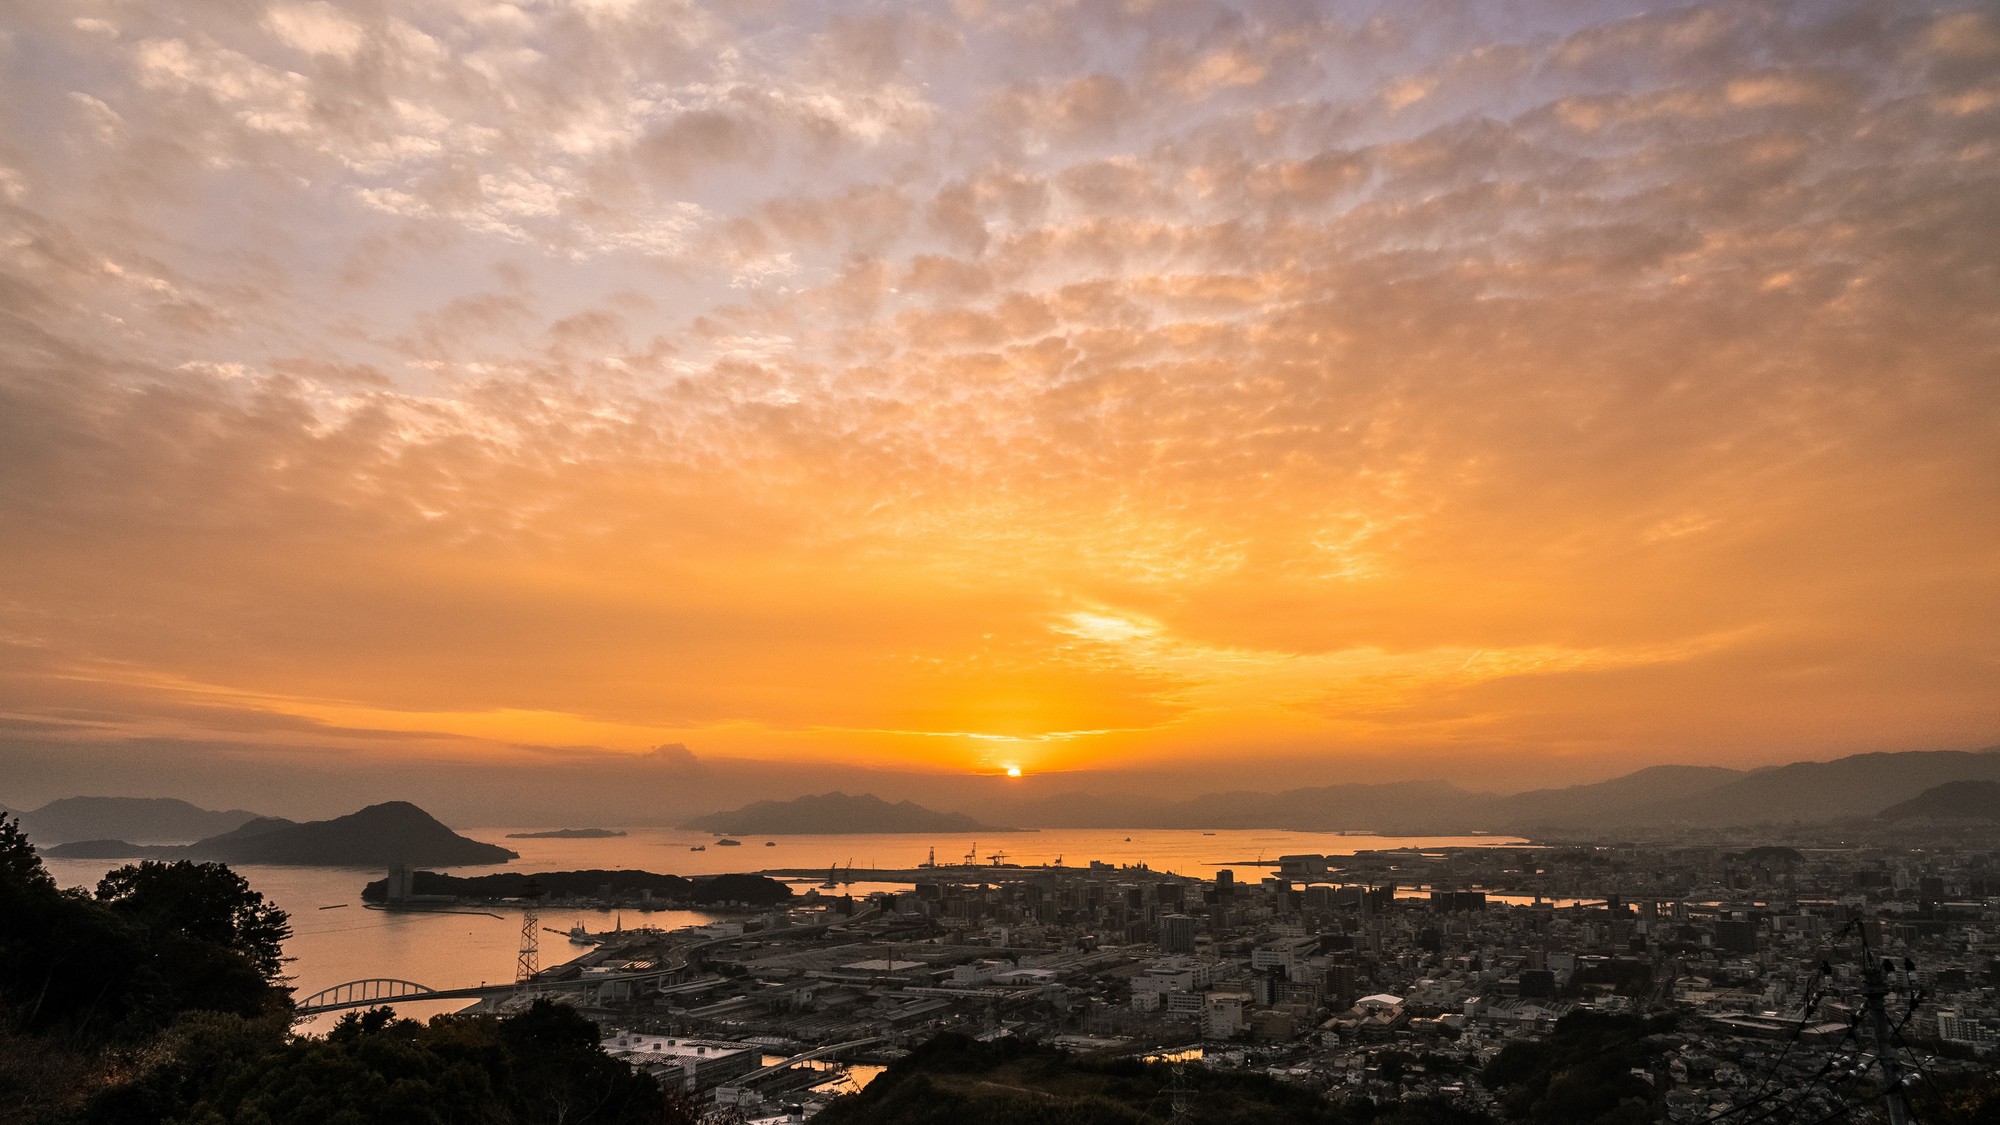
[369,824,2000,1123]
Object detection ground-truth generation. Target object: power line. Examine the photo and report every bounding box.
[1698,920,1858,1125]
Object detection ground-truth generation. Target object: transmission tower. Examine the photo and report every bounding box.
[517,877,545,985]
[1856,920,1913,1125]
[1165,1060,1192,1125]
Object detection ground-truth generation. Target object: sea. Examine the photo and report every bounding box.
[38,826,1526,1033]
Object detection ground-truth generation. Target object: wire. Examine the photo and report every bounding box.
[1696,920,1859,1125]
[1729,1023,1860,1125]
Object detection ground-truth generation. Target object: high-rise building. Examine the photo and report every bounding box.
[1325,960,1358,1009]
[1714,918,1760,953]
[1159,913,1196,954]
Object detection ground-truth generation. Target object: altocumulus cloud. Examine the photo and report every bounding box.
[0,0,1995,784]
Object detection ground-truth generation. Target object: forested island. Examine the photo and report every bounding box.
[360,867,795,907]
[505,827,629,839]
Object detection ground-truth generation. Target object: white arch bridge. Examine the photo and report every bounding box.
[296,967,679,1016]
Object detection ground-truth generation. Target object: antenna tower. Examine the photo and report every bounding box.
[517,877,545,985]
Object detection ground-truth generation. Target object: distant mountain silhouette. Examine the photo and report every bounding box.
[1611,749,2000,827]
[44,801,516,866]
[1013,780,1488,833]
[1877,780,2000,821]
[186,802,516,866]
[684,792,1015,835]
[1485,765,1747,829]
[990,746,2000,832]
[11,796,264,845]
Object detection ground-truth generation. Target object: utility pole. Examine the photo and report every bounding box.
[1856,919,1912,1125]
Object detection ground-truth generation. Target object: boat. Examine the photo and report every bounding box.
[690,844,706,851]
[716,838,742,847]
[765,841,776,847]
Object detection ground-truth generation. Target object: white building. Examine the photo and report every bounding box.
[601,1032,760,1090]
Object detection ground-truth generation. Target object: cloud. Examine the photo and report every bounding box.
[0,0,1993,792]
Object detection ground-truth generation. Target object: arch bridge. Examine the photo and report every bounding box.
[297,978,439,1012]
[296,966,681,1016]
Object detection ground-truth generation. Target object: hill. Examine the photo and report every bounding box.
[45,802,517,867]
[1618,749,2000,826]
[684,792,1017,835]
[1172,779,1488,832]
[186,802,517,866]
[1484,765,1746,830]
[13,796,264,845]
[1878,780,2000,821]
[816,1031,1487,1125]
[989,747,2000,833]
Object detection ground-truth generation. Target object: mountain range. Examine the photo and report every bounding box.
[683,792,1018,835]
[40,801,517,867]
[15,745,1998,845]
[4,796,264,845]
[962,747,2000,834]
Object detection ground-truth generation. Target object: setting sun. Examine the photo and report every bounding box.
[1006,765,1023,779]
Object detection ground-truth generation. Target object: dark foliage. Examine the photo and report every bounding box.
[0,817,291,1045]
[816,1032,1497,1125]
[2,821,724,1125]
[79,1001,669,1125]
[1908,1067,2000,1125]
[688,873,793,906]
[357,868,792,906]
[361,869,695,902]
[1480,1011,1672,1124]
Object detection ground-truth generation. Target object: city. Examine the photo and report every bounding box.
[410,830,2000,1123]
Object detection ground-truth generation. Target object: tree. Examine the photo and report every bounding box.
[87,1002,674,1125]
[0,814,153,1041]
[0,815,54,896]
[95,861,292,984]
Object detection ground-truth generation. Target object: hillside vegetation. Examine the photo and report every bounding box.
[816,1033,1492,1125]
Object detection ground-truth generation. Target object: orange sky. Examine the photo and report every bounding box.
[0,1,1996,797]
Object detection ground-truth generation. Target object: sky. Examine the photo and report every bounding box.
[1,0,1996,814]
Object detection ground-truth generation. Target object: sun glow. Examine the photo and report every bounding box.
[1005,764,1022,778]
